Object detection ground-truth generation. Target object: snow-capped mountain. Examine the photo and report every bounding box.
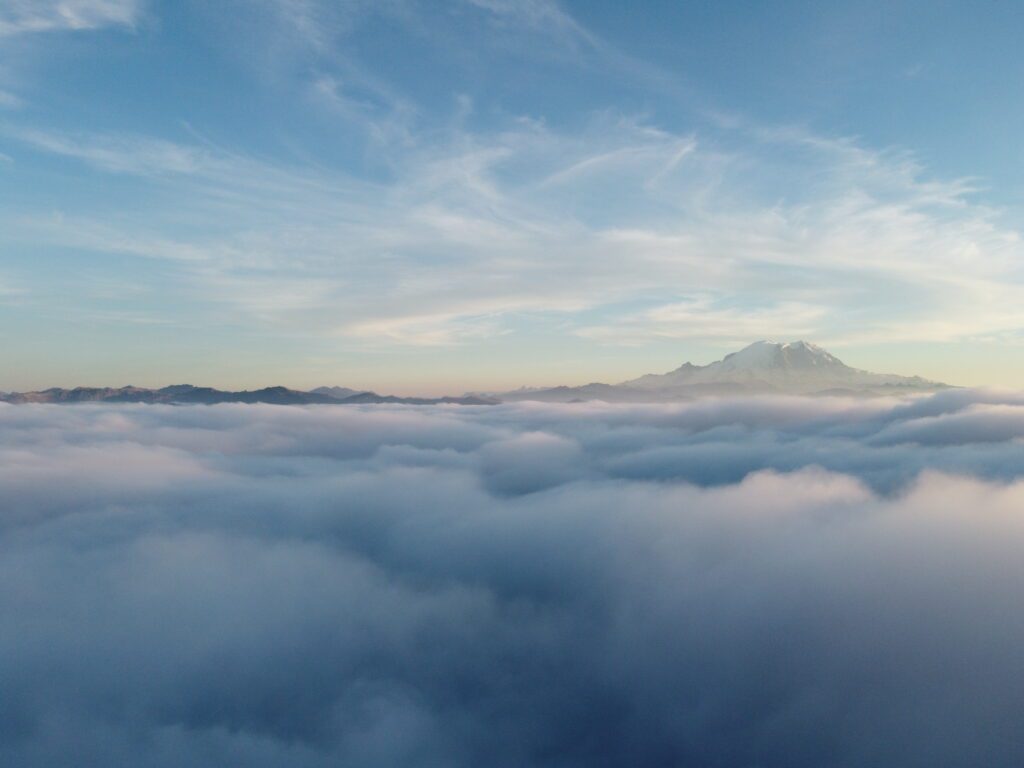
[500,341,947,402]
[621,340,936,393]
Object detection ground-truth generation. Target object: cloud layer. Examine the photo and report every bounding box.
[5,392,1024,766]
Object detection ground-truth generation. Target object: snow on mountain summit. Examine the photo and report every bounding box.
[715,340,847,373]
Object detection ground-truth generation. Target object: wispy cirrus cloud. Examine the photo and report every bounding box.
[4,110,1023,353]
[577,298,829,346]
[0,0,141,36]
[0,273,23,300]
[7,127,212,175]
[464,0,597,48]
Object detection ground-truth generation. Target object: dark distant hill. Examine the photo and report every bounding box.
[311,386,365,399]
[338,391,497,405]
[1,385,339,405]
[0,384,498,406]
[311,386,492,405]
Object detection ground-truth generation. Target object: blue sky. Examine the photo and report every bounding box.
[3,0,1024,393]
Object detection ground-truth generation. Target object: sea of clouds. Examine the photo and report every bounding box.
[4,391,1024,766]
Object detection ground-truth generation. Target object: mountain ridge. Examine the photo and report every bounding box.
[0,384,496,407]
[0,342,949,406]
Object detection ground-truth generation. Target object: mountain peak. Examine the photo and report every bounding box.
[719,340,844,372]
[605,340,945,397]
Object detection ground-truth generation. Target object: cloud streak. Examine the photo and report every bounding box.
[5,392,1024,765]
[5,110,1020,352]
[0,0,141,36]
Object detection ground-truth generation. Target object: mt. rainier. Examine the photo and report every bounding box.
[501,341,947,402]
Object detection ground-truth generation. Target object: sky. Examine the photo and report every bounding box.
[3,0,1024,393]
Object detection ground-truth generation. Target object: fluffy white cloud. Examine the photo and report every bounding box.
[4,393,1024,765]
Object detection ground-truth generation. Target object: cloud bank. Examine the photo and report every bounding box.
[4,392,1024,766]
